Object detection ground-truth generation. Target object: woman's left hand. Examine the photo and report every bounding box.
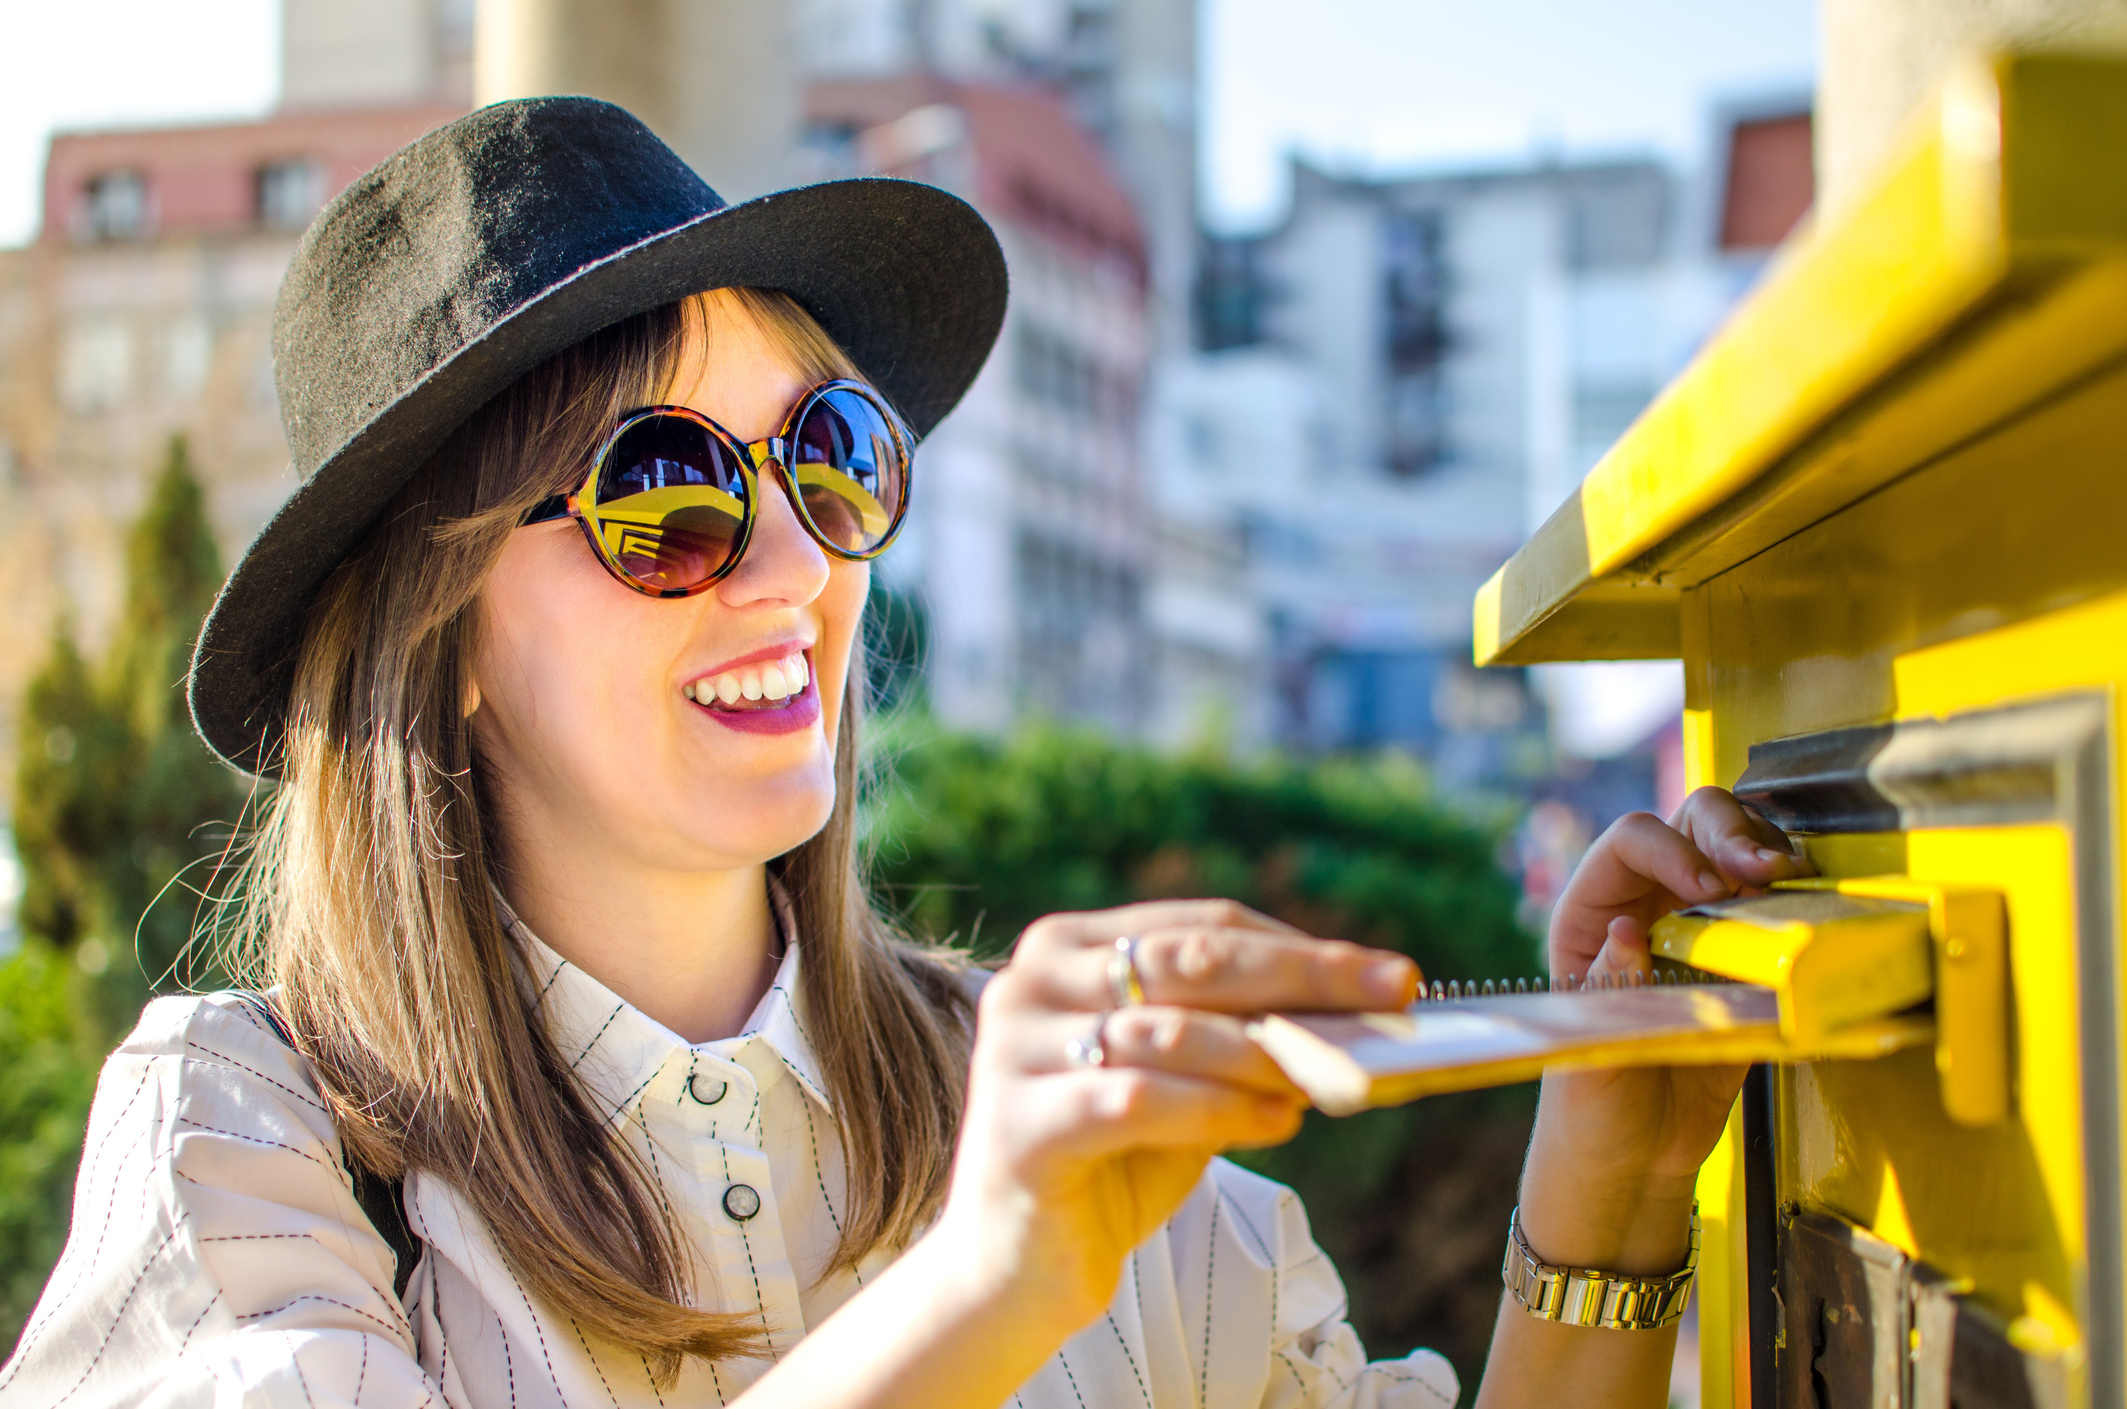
[1473,787,1814,1409]
[1519,787,1813,1264]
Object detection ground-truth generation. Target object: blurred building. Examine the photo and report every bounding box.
[800,79,1260,740]
[795,0,1251,744]
[0,0,1809,798]
[1178,97,1814,794]
[0,105,466,753]
[0,0,477,760]
[283,0,473,110]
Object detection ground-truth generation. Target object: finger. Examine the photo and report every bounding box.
[1016,900,1304,963]
[1002,922,1415,1017]
[1672,788,1815,891]
[1582,916,1652,984]
[1549,813,1731,976]
[1562,812,1732,915]
[1035,1068,1305,1159]
[1134,925,1415,1013]
[1735,801,1799,853]
[1012,1008,1301,1096]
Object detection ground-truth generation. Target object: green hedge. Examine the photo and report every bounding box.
[867,722,1534,976]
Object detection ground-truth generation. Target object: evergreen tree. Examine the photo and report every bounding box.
[2,435,244,1350]
[99,437,246,1002]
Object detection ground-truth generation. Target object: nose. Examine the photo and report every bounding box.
[716,463,830,609]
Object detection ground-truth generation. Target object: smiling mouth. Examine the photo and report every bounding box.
[683,651,811,711]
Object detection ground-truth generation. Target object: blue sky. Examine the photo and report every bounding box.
[0,0,1816,246]
[1203,0,1815,229]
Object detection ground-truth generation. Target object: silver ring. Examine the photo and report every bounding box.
[1106,934,1147,1008]
[1064,1012,1110,1068]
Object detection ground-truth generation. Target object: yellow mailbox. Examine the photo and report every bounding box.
[1475,51,2127,1409]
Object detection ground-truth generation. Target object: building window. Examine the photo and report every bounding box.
[60,317,135,414]
[1015,322,1121,421]
[1014,527,1143,728]
[1196,237,1264,353]
[80,170,148,242]
[257,158,325,231]
[1382,211,1450,477]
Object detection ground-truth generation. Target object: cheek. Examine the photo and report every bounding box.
[473,530,676,772]
[813,562,872,735]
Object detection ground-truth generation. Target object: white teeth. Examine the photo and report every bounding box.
[690,654,809,709]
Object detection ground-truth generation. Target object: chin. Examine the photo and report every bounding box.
[673,769,839,865]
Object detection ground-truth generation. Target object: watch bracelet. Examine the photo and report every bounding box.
[1501,1203,1699,1330]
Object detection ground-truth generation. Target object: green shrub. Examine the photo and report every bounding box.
[867,722,1534,976]
[0,945,99,1349]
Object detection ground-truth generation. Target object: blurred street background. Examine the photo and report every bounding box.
[0,0,1823,1397]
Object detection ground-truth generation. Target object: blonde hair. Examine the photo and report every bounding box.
[224,289,971,1380]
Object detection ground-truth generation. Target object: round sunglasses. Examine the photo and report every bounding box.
[522,379,913,597]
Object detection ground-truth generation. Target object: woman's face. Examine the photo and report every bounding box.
[470,302,867,876]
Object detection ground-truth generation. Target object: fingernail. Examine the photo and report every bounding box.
[1755,847,1787,864]
[1365,956,1413,1000]
[1698,870,1729,896]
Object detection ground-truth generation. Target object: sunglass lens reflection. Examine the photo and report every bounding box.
[791,389,906,554]
[593,416,750,591]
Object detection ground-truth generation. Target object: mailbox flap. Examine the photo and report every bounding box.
[1651,890,1934,1043]
[1653,876,2012,1126]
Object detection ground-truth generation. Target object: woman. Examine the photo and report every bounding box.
[0,99,1805,1408]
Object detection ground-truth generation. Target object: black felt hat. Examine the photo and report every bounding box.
[188,96,1007,774]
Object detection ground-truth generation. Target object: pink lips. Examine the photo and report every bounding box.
[697,678,820,735]
[685,649,822,736]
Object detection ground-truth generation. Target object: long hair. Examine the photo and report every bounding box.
[220,289,972,1381]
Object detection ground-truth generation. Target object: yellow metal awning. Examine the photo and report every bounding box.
[1476,52,2127,666]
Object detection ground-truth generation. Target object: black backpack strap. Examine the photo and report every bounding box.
[350,1162,423,1298]
[226,989,297,1048]
[221,989,424,1298]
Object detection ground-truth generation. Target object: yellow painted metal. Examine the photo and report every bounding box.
[1693,1107,1748,1409]
[1669,500,2125,1400]
[1649,892,1933,1043]
[1744,876,2013,1126]
[1833,878,2011,1127]
[1468,54,2127,1404]
[1776,829,2087,1379]
[1475,51,2127,668]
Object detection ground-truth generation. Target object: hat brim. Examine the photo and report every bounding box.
[189,176,1006,775]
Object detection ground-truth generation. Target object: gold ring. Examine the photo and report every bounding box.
[1107,935,1147,1008]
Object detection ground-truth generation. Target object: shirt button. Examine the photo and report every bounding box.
[687,1073,728,1105]
[723,1183,762,1222]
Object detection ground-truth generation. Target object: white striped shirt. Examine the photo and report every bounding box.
[0,917,1457,1408]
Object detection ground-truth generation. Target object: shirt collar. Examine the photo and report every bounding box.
[494,880,833,1119]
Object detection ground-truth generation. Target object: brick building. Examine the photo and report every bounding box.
[0,104,466,758]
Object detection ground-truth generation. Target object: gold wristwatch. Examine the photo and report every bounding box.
[1501,1204,1699,1330]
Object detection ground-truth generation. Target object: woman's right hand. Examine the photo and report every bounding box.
[931,900,1419,1337]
